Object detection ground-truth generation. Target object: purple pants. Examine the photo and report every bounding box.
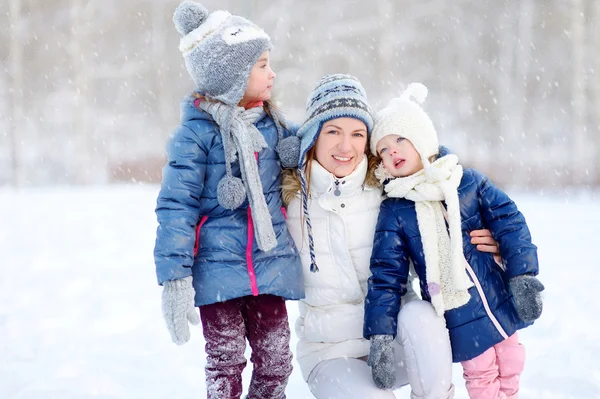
[199,294,293,399]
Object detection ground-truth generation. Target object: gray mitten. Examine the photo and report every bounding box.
[368,334,396,389]
[162,276,200,345]
[509,275,544,323]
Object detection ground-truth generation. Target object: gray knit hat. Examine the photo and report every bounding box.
[173,1,272,105]
[296,74,373,272]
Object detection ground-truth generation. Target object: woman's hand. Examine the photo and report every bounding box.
[470,229,502,265]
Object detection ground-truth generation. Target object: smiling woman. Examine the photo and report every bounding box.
[314,118,368,178]
[281,74,457,399]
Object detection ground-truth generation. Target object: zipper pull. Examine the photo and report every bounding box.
[333,180,341,196]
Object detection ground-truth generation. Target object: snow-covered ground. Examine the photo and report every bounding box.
[0,184,598,399]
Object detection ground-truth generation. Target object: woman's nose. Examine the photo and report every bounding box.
[339,135,352,152]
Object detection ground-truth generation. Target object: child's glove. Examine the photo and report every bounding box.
[508,274,544,323]
[368,334,396,389]
[162,276,200,345]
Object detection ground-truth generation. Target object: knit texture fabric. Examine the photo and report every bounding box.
[368,334,396,389]
[382,154,473,316]
[174,1,272,105]
[199,100,277,251]
[370,83,438,170]
[162,276,200,345]
[508,275,544,322]
[296,73,374,272]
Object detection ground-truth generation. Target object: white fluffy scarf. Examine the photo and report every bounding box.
[380,154,473,316]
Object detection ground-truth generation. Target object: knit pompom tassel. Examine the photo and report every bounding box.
[278,136,301,168]
[217,175,246,210]
[299,168,319,272]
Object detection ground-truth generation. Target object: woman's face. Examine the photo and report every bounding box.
[314,117,368,178]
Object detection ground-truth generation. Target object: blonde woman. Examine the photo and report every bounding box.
[282,74,500,399]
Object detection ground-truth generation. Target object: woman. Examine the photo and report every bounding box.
[282,74,499,399]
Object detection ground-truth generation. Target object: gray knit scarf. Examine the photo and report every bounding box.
[199,100,277,252]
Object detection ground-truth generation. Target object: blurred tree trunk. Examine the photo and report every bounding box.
[153,2,170,128]
[514,0,533,161]
[70,0,92,184]
[9,0,23,187]
[593,0,600,184]
[377,0,393,99]
[497,0,533,184]
[571,0,587,184]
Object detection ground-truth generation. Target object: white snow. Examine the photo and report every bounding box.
[0,184,598,398]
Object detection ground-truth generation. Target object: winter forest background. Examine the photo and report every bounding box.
[2,0,599,188]
[2,1,600,398]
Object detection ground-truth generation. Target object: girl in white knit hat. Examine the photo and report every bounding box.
[363,83,544,399]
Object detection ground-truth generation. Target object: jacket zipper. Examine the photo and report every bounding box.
[440,204,508,339]
[464,262,509,340]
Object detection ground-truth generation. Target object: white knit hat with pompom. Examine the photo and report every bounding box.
[370,83,439,169]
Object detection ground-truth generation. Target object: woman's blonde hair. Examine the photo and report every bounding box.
[281,142,380,207]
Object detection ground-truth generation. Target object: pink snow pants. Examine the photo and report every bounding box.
[199,294,293,399]
[461,333,525,399]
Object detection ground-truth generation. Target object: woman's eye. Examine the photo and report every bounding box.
[327,130,339,135]
[353,132,365,138]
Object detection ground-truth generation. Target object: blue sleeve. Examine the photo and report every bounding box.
[474,169,539,279]
[154,125,207,285]
[363,201,411,339]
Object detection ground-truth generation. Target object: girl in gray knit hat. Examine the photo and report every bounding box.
[154,2,303,398]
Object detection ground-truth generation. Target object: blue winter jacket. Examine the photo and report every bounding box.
[154,95,304,306]
[364,164,538,362]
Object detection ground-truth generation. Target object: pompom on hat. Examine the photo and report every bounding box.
[370,83,439,170]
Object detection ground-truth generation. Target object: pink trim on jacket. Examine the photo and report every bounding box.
[246,206,259,296]
[244,151,261,296]
[193,215,209,257]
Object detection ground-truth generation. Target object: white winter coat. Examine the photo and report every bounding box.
[286,156,383,381]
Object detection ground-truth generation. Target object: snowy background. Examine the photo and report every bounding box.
[1,0,599,188]
[2,0,600,397]
[1,185,598,398]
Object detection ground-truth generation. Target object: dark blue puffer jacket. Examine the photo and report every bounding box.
[364,166,538,362]
[154,95,304,306]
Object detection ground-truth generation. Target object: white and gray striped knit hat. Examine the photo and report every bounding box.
[297,74,374,168]
[296,74,373,272]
